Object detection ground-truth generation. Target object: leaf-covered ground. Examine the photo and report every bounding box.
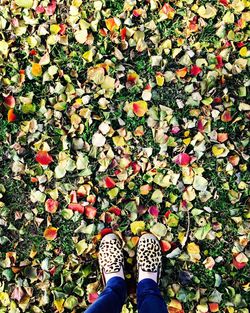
[0,0,250,312]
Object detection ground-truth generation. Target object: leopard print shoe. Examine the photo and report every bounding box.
[98,233,124,286]
[137,233,162,284]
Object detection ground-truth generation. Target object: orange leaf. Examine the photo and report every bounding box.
[84,205,97,219]
[209,303,219,312]
[228,155,240,166]
[105,18,119,32]
[31,63,42,77]
[43,226,58,240]
[168,299,184,313]
[140,184,152,195]
[35,150,53,165]
[217,133,228,143]
[132,100,148,117]
[176,67,188,78]
[131,236,139,247]
[7,109,17,122]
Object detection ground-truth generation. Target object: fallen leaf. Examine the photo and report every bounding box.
[43,226,58,240]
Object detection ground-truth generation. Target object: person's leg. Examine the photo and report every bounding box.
[136,233,168,313]
[137,278,168,313]
[84,276,127,313]
[84,233,127,313]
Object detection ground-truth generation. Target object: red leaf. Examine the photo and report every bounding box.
[35,151,53,165]
[29,49,37,56]
[213,97,222,103]
[70,190,78,203]
[131,161,141,174]
[148,205,159,218]
[45,0,57,15]
[133,9,142,17]
[108,206,121,216]
[99,28,108,36]
[4,95,15,108]
[233,258,247,269]
[171,126,180,134]
[100,228,113,237]
[216,55,224,68]
[85,205,97,219]
[68,203,85,214]
[197,119,205,132]
[59,24,67,35]
[49,265,56,276]
[221,110,232,122]
[165,210,171,218]
[160,240,172,252]
[219,0,228,6]
[236,42,245,48]
[120,27,126,40]
[105,176,116,188]
[36,5,45,13]
[45,198,59,213]
[190,65,202,76]
[173,153,191,166]
[88,293,99,304]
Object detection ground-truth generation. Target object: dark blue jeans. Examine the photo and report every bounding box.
[84,277,168,313]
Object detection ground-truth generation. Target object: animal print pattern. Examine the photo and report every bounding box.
[137,237,162,272]
[99,238,124,274]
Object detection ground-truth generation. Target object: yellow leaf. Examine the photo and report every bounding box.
[239,46,248,57]
[0,40,9,55]
[183,137,191,145]
[101,76,115,90]
[50,24,61,34]
[72,0,82,7]
[187,242,201,262]
[31,63,42,77]
[0,292,10,307]
[212,145,224,157]
[16,0,33,8]
[132,100,148,117]
[231,0,245,13]
[156,74,164,86]
[130,221,145,235]
[112,136,126,146]
[83,50,93,62]
[54,299,65,312]
[197,4,217,19]
[223,11,235,24]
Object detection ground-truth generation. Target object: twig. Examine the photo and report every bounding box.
[181,208,190,248]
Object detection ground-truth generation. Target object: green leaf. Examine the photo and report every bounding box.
[150,223,167,238]
[151,189,163,203]
[64,295,78,310]
[194,223,212,240]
